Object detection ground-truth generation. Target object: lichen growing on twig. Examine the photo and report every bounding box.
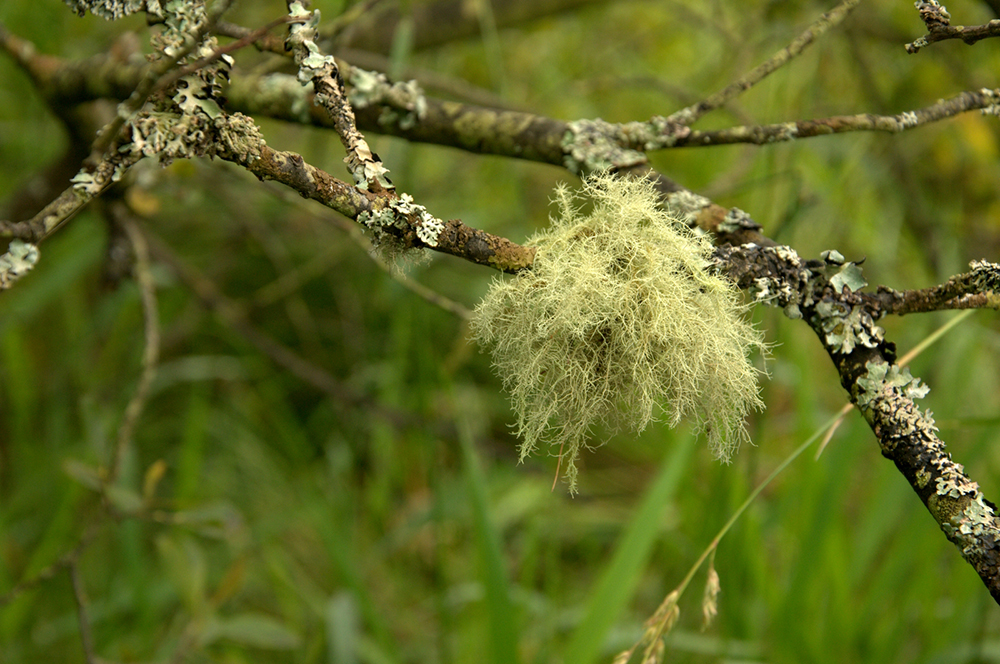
[471,173,765,490]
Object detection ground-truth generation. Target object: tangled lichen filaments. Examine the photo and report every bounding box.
[471,173,765,490]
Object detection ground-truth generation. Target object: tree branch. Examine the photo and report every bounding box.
[717,243,1000,603]
[906,0,1000,53]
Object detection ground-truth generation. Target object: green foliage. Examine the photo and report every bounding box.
[472,173,764,489]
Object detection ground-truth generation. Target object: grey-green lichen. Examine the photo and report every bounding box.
[663,190,712,226]
[346,68,427,130]
[980,88,1000,117]
[819,250,868,293]
[358,193,445,263]
[562,119,648,174]
[287,3,337,87]
[855,359,930,412]
[809,250,881,354]
[471,173,765,490]
[64,0,163,19]
[969,259,1000,293]
[816,302,884,354]
[718,207,760,234]
[0,240,40,290]
[562,117,692,173]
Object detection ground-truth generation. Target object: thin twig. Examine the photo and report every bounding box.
[69,560,98,664]
[671,88,1000,148]
[0,522,100,607]
[0,151,142,246]
[284,3,392,193]
[871,261,1000,316]
[106,204,161,485]
[906,19,1000,53]
[666,0,861,125]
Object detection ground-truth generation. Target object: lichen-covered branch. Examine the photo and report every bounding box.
[0,149,141,245]
[672,88,1000,147]
[212,114,536,272]
[871,260,1000,315]
[284,1,393,192]
[716,242,1000,603]
[906,0,1000,53]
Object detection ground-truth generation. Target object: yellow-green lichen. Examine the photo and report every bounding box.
[471,173,765,490]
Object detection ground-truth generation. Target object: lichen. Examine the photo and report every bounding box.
[471,173,765,490]
[855,359,930,412]
[816,303,883,354]
[718,207,760,234]
[819,250,868,293]
[980,88,1000,117]
[64,0,163,20]
[359,193,444,265]
[0,240,40,290]
[896,111,920,129]
[561,119,648,174]
[347,68,427,130]
[663,190,711,226]
[969,259,1000,293]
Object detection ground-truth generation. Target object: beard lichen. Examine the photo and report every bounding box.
[471,173,765,491]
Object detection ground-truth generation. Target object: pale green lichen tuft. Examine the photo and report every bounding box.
[471,173,765,490]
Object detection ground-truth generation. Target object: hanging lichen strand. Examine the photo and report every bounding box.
[471,173,765,490]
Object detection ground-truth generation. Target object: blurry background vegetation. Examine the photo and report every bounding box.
[2,0,1000,662]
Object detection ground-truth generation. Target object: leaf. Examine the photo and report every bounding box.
[156,533,208,614]
[105,484,143,514]
[62,459,103,491]
[563,433,696,664]
[142,459,168,502]
[204,612,301,650]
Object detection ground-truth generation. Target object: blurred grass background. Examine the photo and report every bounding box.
[2,0,1000,662]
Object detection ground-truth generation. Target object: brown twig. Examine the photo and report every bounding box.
[0,522,100,607]
[906,1,1000,53]
[69,560,98,664]
[0,150,142,246]
[284,3,393,193]
[869,260,1000,315]
[105,204,161,485]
